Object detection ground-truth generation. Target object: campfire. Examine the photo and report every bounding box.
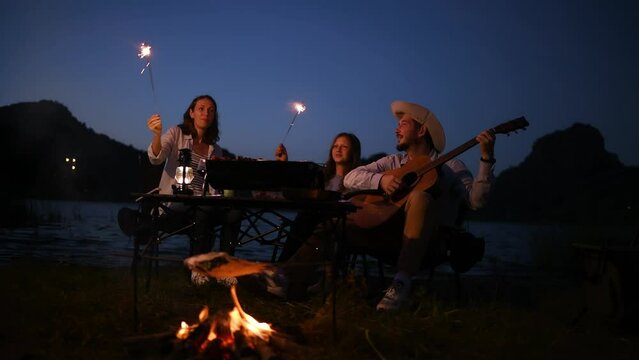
[174,285,278,359]
[172,252,295,359]
[124,252,301,358]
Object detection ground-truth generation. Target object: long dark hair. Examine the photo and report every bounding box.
[179,95,220,144]
[324,132,361,180]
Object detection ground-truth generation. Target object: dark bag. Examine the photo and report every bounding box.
[437,227,485,273]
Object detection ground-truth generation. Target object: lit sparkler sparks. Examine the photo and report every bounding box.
[281,101,307,144]
[138,42,157,105]
[138,43,152,74]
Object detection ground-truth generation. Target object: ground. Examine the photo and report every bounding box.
[1,260,638,359]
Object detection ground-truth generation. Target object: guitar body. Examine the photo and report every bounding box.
[349,193,396,229]
[385,155,439,198]
[348,116,530,229]
[350,155,438,229]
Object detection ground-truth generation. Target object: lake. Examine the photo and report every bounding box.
[0,200,553,275]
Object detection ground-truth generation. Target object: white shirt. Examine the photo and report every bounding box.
[343,152,494,227]
[147,126,222,196]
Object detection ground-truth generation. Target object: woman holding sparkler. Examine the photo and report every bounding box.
[274,132,361,192]
[121,45,239,285]
[146,94,241,285]
[273,132,362,262]
[147,94,221,196]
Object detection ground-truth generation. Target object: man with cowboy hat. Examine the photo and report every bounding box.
[262,100,496,309]
[344,100,496,310]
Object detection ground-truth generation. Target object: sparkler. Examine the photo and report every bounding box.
[138,42,157,105]
[281,102,307,144]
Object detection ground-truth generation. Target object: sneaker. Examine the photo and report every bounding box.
[191,270,209,286]
[261,269,289,299]
[216,276,238,287]
[376,280,410,311]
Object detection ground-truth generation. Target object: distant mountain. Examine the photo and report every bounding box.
[0,100,232,203]
[2,101,636,225]
[475,123,639,224]
[0,101,162,201]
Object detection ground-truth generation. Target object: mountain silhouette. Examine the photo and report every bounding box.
[476,123,639,224]
[0,100,161,201]
[0,100,233,203]
[2,101,637,225]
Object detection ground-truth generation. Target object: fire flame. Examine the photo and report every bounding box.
[175,285,273,352]
[228,307,272,341]
[176,321,195,340]
[198,306,209,323]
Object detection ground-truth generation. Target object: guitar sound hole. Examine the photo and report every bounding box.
[390,172,418,202]
[402,172,417,187]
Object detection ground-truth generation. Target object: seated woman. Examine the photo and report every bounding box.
[265,133,361,296]
[119,94,241,285]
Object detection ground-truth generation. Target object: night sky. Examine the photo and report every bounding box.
[1,0,637,174]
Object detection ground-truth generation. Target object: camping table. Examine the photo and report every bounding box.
[131,192,358,338]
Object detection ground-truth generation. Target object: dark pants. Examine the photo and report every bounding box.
[277,211,324,262]
[136,202,242,256]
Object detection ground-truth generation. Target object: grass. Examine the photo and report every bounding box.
[1,260,638,360]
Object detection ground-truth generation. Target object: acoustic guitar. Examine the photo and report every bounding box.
[349,116,530,229]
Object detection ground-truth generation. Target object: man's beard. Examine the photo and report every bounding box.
[396,142,408,151]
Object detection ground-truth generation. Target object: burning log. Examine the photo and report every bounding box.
[124,253,300,358]
[171,285,285,359]
[124,314,303,359]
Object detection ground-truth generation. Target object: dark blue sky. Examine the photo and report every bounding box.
[1,0,637,174]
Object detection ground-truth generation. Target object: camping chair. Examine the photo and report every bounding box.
[118,190,239,285]
[571,227,639,330]
[345,206,484,304]
[119,190,242,331]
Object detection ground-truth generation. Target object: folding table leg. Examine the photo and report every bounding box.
[132,239,139,332]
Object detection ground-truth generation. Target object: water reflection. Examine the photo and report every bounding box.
[0,200,538,275]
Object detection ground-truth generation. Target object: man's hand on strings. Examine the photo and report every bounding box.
[379,174,403,195]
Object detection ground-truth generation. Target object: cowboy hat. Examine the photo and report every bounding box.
[391,100,446,152]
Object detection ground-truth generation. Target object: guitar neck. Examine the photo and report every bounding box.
[425,138,479,172]
[426,116,528,171]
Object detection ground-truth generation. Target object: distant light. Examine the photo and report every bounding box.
[65,156,78,171]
